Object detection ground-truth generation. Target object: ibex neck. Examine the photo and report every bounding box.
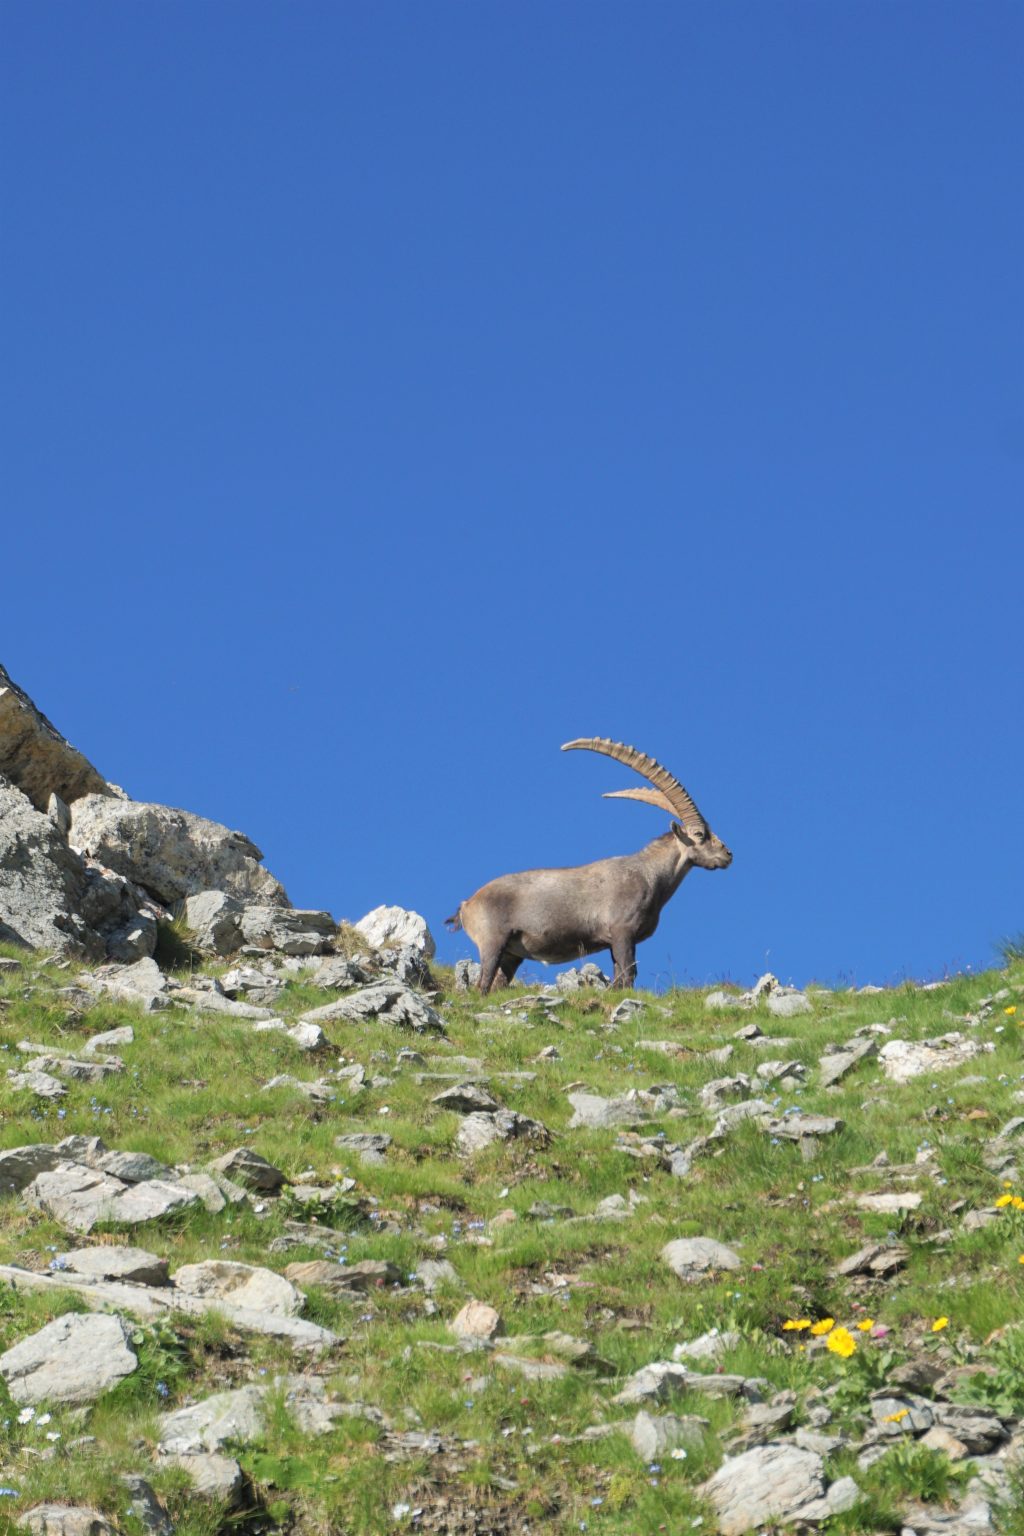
[641,831,693,893]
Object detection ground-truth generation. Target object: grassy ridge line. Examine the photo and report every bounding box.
[0,944,1022,1534]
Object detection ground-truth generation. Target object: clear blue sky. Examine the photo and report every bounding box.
[3,3,1021,988]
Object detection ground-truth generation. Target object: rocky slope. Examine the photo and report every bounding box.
[1,665,1022,1535]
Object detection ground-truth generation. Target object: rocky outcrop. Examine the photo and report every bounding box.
[69,795,288,907]
[0,778,145,958]
[0,663,109,810]
[0,663,307,961]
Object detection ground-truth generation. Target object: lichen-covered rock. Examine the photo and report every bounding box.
[69,795,288,907]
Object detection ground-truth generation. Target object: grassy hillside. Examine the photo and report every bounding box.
[1,944,1023,1534]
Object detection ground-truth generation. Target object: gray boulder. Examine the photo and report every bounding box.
[238,904,336,955]
[0,1311,137,1405]
[69,794,288,906]
[300,983,444,1034]
[0,777,102,956]
[80,957,172,1011]
[183,890,245,954]
[58,1245,171,1286]
[701,1442,857,1533]
[24,1163,199,1233]
[172,1260,303,1317]
[0,662,109,810]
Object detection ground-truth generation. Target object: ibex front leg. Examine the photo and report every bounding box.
[609,932,637,989]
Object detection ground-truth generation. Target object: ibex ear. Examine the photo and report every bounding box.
[673,821,707,845]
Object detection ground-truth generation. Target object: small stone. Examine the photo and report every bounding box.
[7,1069,66,1100]
[208,1147,287,1191]
[455,1110,549,1155]
[662,1237,742,1282]
[833,1242,908,1279]
[416,1259,460,1293]
[158,1453,244,1504]
[119,1476,174,1536]
[16,1508,114,1536]
[451,1300,503,1342]
[431,1082,500,1114]
[855,1191,923,1213]
[83,1025,134,1053]
[631,1409,707,1462]
[766,990,813,1018]
[567,1091,643,1129]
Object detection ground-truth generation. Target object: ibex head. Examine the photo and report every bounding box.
[561,737,732,871]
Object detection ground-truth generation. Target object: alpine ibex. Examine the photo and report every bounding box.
[447,738,732,992]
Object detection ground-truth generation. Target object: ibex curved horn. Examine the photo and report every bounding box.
[561,738,708,834]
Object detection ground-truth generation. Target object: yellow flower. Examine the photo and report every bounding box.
[883,1408,910,1423]
[1012,1198,1024,1211]
[932,1317,949,1332]
[783,1319,812,1332]
[1004,1005,1017,1015]
[856,1318,875,1332]
[1018,1255,1024,1266]
[1004,1180,1014,1188]
[996,1194,1014,1208]
[810,1318,835,1336]
[826,1326,857,1358]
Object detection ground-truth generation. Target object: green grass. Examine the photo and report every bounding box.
[1,948,1023,1531]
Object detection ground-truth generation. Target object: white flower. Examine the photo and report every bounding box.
[391,1504,411,1520]
[45,1431,61,1442]
[16,1407,35,1424]
[36,1412,51,1425]
[671,1447,688,1460]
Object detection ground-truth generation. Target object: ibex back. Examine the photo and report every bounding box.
[446,738,731,993]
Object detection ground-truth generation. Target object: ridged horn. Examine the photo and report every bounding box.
[561,738,708,831]
[602,786,680,817]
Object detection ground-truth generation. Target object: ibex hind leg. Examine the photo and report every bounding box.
[477,941,510,995]
[494,951,523,989]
